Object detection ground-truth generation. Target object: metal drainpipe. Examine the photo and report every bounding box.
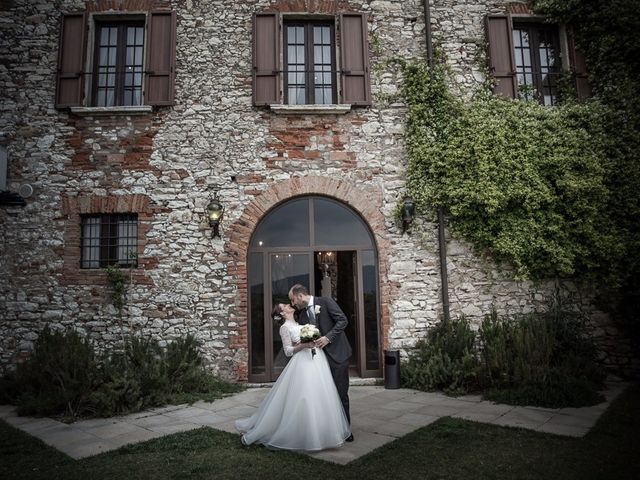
[423,0,450,321]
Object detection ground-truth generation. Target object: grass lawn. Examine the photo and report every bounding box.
[2,384,639,480]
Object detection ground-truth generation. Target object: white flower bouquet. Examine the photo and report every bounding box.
[300,324,321,358]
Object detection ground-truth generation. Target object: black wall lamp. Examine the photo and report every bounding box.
[401,195,415,233]
[206,195,224,238]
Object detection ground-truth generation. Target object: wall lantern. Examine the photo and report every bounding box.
[401,195,415,233]
[206,195,224,238]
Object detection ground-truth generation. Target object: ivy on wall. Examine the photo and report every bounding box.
[403,3,640,322]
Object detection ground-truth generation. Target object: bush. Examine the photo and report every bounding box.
[479,307,605,408]
[400,302,606,407]
[401,316,479,395]
[479,311,555,388]
[10,327,99,417]
[2,329,243,419]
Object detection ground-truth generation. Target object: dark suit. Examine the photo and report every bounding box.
[299,296,352,423]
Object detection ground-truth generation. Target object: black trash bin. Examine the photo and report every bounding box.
[384,350,401,389]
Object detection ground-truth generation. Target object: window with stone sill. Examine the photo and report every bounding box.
[253,12,371,108]
[56,11,176,110]
[80,214,138,269]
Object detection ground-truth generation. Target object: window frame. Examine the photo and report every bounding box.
[87,13,147,108]
[283,20,338,105]
[512,21,562,105]
[91,19,146,108]
[80,213,139,269]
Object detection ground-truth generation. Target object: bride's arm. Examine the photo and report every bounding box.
[280,325,313,357]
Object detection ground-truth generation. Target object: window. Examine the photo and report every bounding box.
[93,21,145,107]
[56,11,176,109]
[81,214,138,268]
[485,15,590,103]
[253,12,371,107]
[512,24,561,105]
[284,22,336,105]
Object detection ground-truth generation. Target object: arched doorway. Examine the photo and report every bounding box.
[247,196,381,382]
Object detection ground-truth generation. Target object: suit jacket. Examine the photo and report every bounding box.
[299,296,352,364]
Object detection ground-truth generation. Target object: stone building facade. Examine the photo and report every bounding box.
[1,0,634,381]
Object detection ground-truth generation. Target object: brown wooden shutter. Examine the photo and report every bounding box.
[145,11,177,106]
[567,28,591,101]
[339,12,371,106]
[485,15,517,99]
[253,12,280,106]
[55,13,87,109]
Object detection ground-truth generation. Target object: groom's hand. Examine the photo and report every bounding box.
[315,336,330,348]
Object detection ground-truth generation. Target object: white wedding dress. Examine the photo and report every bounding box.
[236,320,351,451]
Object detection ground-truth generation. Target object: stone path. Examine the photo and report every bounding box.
[0,379,627,465]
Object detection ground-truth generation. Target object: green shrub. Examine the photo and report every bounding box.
[479,307,605,408]
[400,301,605,407]
[88,362,144,417]
[401,316,479,395]
[11,327,99,417]
[479,311,555,388]
[1,329,243,419]
[166,334,205,392]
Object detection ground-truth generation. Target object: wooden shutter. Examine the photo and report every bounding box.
[339,12,371,106]
[253,12,280,106]
[55,13,87,109]
[485,15,517,99]
[145,11,177,106]
[567,28,591,101]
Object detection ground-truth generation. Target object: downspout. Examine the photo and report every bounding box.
[423,0,451,321]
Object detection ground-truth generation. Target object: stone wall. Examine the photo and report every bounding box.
[1,0,635,379]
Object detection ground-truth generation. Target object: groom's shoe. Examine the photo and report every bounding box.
[346,434,354,442]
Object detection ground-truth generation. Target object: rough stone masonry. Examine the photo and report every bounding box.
[0,0,635,380]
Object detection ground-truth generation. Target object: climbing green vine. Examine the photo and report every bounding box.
[106,264,129,311]
[403,16,640,323]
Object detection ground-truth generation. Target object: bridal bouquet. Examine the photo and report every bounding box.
[300,324,321,358]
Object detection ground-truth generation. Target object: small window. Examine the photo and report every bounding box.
[284,21,336,105]
[512,24,561,105]
[92,21,145,107]
[81,214,138,268]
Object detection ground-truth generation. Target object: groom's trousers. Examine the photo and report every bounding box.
[326,354,350,424]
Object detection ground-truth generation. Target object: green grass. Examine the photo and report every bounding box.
[2,384,639,480]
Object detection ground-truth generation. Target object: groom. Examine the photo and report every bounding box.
[288,284,354,442]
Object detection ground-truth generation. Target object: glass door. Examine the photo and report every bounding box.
[270,253,311,379]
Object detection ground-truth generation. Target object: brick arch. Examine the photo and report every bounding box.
[225,176,392,381]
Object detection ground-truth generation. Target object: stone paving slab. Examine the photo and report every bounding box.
[57,439,117,459]
[452,402,514,423]
[491,405,556,430]
[392,412,440,428]
[0,381,628,464]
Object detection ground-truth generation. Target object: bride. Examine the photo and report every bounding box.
[235,303,351,451]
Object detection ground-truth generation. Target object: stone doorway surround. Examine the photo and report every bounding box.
[224,176,396,381]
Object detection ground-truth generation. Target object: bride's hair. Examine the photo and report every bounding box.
[271,304,284,324]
